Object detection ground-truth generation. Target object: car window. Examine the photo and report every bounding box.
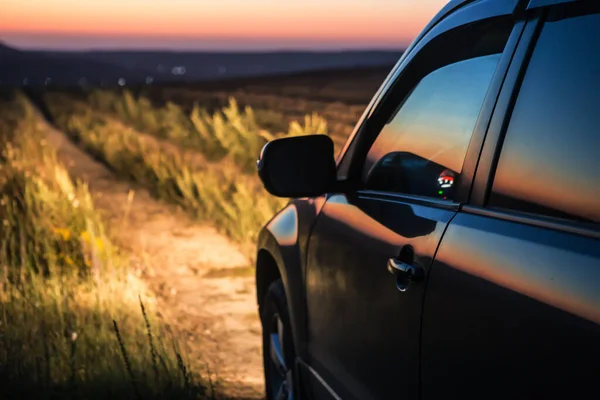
[361,23,511,201]
[489,6,600,225]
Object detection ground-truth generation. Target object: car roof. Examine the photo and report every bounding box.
[407,1,511,59]
[422,0,584,44]
[437,0,584,22]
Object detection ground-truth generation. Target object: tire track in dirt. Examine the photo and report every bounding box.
[39,112,265,399]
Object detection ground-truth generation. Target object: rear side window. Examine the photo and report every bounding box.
[489,5,600,225]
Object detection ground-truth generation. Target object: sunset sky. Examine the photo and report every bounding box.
[0,0,448,50]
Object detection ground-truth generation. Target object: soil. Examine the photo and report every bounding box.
[40,116,265,399]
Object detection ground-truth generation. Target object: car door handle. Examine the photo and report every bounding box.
[387,258,425,283]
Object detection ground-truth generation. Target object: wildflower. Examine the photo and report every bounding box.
[71,332,78,342]
[72,199,80,208]
[53,227,71,241]
[64,255,74,266]
[95,238,104,252]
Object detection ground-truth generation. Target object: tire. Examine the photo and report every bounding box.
[261,279,297,400]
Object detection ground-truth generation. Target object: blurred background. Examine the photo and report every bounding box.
[2,0,445,80]
[0,1,447,399]
[1,0,447,148]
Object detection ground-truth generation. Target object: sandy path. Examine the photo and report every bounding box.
[41,116,265,399]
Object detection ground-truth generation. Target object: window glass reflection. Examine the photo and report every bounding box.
[491,11,600,224]
[364,54,501,200]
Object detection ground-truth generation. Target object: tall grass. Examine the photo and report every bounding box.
[44,93,285,256]
[0,93,209,399]
[85,89,328,172]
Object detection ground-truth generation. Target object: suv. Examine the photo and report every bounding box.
[254,1,600,399]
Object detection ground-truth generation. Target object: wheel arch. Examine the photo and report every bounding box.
[255,200,316,361]
[256,248,282,312]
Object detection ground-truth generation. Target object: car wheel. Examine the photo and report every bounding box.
[261,279,296,400]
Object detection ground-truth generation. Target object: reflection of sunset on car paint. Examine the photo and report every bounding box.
[493,141,599,223]
[0,0,448,49]
[433,222,600,326]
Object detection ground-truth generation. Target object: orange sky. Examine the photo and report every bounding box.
[0,0,448,50]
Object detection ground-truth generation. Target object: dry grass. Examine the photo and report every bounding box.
[0,91,210,399]
[83,89,328,172]
[137,88,363,148]
[127,65,391,152]
[43,92,290,257]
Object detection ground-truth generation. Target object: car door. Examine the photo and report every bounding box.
[421,2,600,399]
[303,4,525,400]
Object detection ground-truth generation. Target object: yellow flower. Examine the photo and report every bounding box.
[95,238,104,252]
[53,227,71,241]
[64,255,74,266]
[80,231,90,243]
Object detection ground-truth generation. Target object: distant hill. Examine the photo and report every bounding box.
[80,50,402,81]
[0,42,155,86]
[177,63,396,88]
[0,42,402,86]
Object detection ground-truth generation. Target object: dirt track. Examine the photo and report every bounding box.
[41,114,265,399]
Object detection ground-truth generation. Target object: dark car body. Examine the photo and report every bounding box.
[255,0,600,399]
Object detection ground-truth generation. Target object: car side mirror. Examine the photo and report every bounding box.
[257,134,337,198]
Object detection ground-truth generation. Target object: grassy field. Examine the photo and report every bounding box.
[33,66,385,255]
[131,65,389,147]
[1,66,384,398]
[48,64,388,154]
[0,90,210,399]
[41,91,288,257]
[40,81,349,256]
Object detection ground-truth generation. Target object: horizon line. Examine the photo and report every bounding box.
[0,40,406,53]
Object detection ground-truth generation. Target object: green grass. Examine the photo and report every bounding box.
[0,92,210,399]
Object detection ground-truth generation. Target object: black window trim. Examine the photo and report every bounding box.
[462,205,600,240]
[359,191,461,211]
[469,4,600,239]
[469,14,544,207]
